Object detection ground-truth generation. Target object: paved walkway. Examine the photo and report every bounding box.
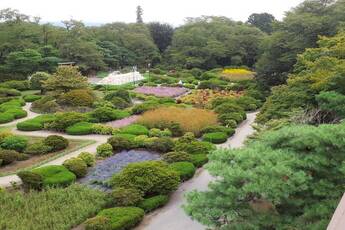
[0,104,110,187]
[136,111,258,230]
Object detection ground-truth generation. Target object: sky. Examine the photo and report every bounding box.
[0,0,305,26]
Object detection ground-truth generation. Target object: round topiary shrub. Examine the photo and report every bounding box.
[31,165,76,188]
[162,151,192,163]
[119,124,149,136]
[110,161,180,196]
[1,135,28,152]
[17,171,43,190]
[57,89,95,107]
[190,154,208,168]
[107,134,137,152]
[96,143,113,157]
[84,207,144,230]
[90,107,119,122]
[66,122,94,135]
[0,112,15,124]
[145,137,174,153]
[202,132,228,144]
[138,195,169,213]
[43,135,69,151]
[24,142,53,155]
[0,149,19,165]
[110,187,143,206]
[169,162,196,181]
[63,157,88,178]
[78,152,96,167]
[23,94,42,102]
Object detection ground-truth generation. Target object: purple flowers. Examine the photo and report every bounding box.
[134,86,188,98]
[106,115,140,128]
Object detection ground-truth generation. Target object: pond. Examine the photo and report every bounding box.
[79,149,160,190]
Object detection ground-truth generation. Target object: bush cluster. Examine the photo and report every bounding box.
[118,124,149,136]
[96,143,113,157]
[17,114,55,131]
[148,128,172,137]
[63,157,88,178]
[110,187,143,207]
[138,195,169,213]
[57,89,95,107]
[1,135,28,152]
[44,112,87,132]
[23,94,42,102]
[202,132,228,144]
[66,122,94,135]
[169,162,196,181]
[162,151,192,163]
[43,135,69,151]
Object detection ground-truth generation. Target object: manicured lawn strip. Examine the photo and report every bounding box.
[0,138,95,176]
[0,185,109,230]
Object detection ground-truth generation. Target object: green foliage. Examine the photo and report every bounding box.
[90,107,129,122]
[31,96,59,113]
[148,128,172,137]
[185,123,345,229]
[63,157,88,178]
[0,80,30,91]
[17,114,55,131]
[45,112,87,131]
[17,171,43,190]
[0,185,108,230]
[58,89,95,107]
[0,87,21,97]
[202,132,228,144]
[30,72,50,90]
[162,151,192,163]
[145,137,174,153]
[118,124,149,136]
[174,137,215,155]
[66,122,94,135]
[169,162,196,181]
[110,161,180,196]
[85,207,144,230]
[0,149,18,165]
[247,13,275,34]
[201,125,235,136]
[190,154,208,168]
[138,195,169,213]
[107,134,137,152]
[1,135,28,152]
[110,187,143,206]
[23,94,42,102]
[104,89,131,104]
[43,135,69,151]
[24,142,53,155]
[96,143,113,157]
[31,165,76,188]
[78,152,96,167]
[316,91,345,119]
[0,112,15,123]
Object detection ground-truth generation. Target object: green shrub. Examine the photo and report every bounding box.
[0,149,18,165]
[169,162,196,181]
[31,96,59,113]
[110,187,143,206]
[1,135,28,152]
[131,101,160,114]
[111,97,131,109]
[57,89,95,107]
[218,112,244,125]
[0,112,15,124]
[92,124,114,135]
[201,125,235,136]
[23,94,42,102]
[138,195,169,213]
[6,108,27,119]
[0,80,30,90]
[16,153,30,161]
[24,142,53,155]
[43,135,69,151]
[104,89,131,103]
[31,165,76,187]
[85,207,144,230]
[174,140,215,154]
[17,114,55,131]
[214,102,244,115]
[17,171,43,190]
[96,143,113,157]
[44,112,87,131]
[0,87,21,97]
[202,132,228,144]
[30,72,50,90]
[78,152,96,167]
[190,154,208,168]
[63,157,88,178]
[119,124,149,136]
[145,137,174,153]
[148,128,172,137]
[66,122,94,135]
[90,107,119,122]
[110,161,180,196]
[162,151,192,163]
[108,134,137,152]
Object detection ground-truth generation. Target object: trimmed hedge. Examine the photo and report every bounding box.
[202,132,228,144]
[17,114,55,131]
[24,142,53,155]
[110,187,143,206]
[162,151,192,163]
[0,112,15,123]
[138,195,169,213]
[66,122,94,135]
[19,165,76,189]
[78,152,96,167]
[108,134,137,152]
[110,161,180,196]
[1,135,28,152]
[43,135,69,151]
[96,143,113,157]
[190,154,208,168]
[201,125,235,136]
[63,157,88,178]
[145,137,174,153]
[169,162,196,181]
[0,149,19,165]
[23,94,42,102]
[119,124,149,136]
[85,207,144,230]
[174,140,215,155]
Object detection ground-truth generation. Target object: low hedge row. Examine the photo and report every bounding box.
[169,162,196,181]
[23,94,42,102]
[202,132,228,144]
[138,195,169,213]
[17,114,55,131]
[66,122,94,135]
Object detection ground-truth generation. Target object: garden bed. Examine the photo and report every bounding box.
[134,86,189,98]
[79,150,160,190]
[105,115,140,128]
[0,137,93,176]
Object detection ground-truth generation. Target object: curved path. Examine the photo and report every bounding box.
[136,111,258,230]
[0,104,110,187]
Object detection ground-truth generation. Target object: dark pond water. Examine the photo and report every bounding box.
[79,149,160,190]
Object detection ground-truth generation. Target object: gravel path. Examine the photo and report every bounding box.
[0,104,110,188]
[135,111,258,230]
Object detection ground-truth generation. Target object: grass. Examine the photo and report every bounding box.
[0,124,15,132]
[138,107,218,136]
[0,184,109,230]
[0,137,95,176]
[20,90,41,96]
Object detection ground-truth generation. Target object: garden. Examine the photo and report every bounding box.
[0,65,262,230]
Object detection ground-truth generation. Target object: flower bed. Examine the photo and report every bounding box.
[221,68,255,81]
[105,115,140,128]
[79,150,160,190]
[134,86,188,98]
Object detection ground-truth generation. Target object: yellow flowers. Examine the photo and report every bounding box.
[221,68,255,81]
